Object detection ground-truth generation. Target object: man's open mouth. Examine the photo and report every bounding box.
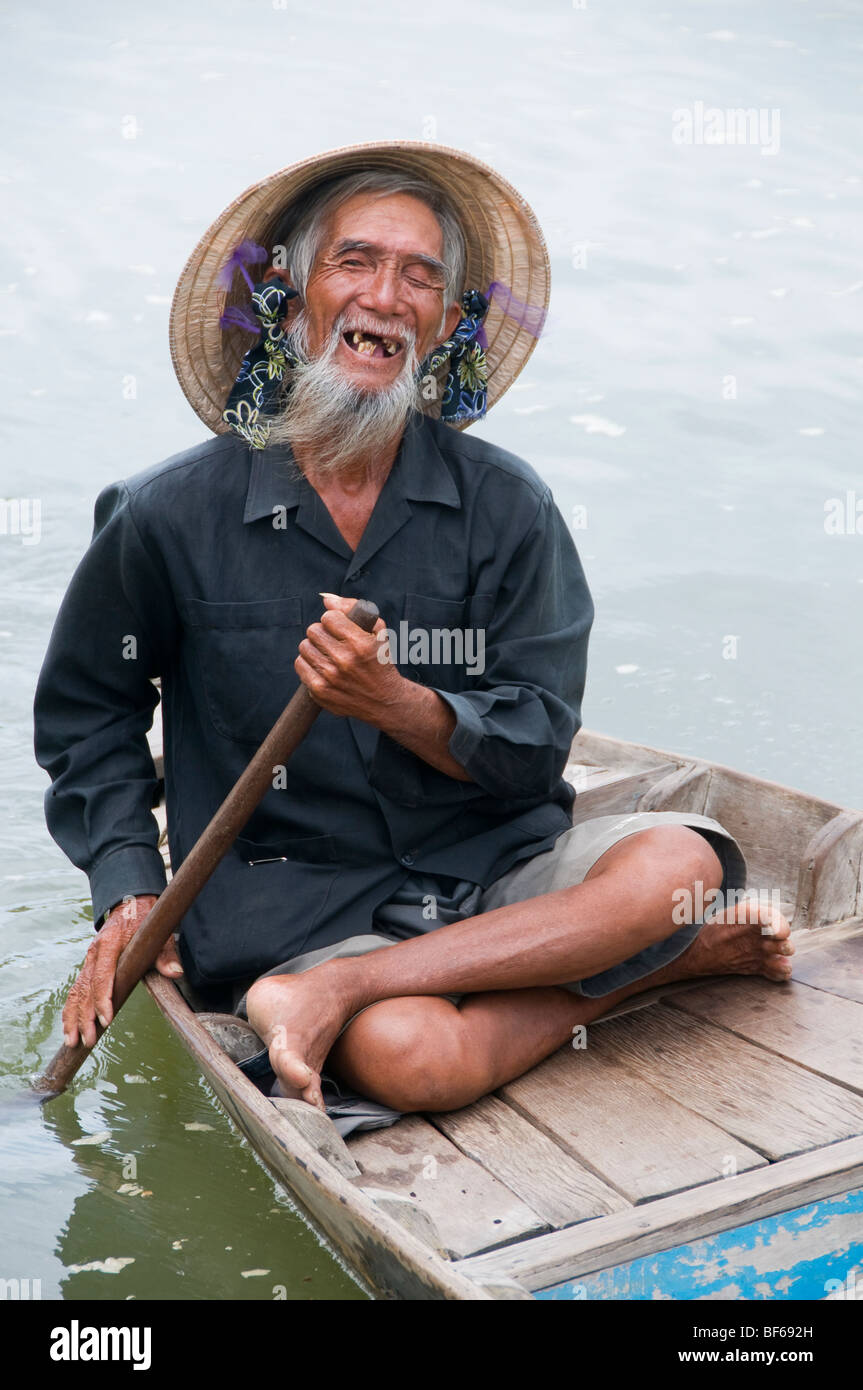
[343,330,404,359]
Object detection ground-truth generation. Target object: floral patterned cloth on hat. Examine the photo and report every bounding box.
[222,279,300,449]
[422,288,490,424]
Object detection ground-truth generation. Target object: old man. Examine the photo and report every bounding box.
[35,142,792,1134]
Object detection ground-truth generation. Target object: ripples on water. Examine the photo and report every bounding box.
[0,0,861,1299]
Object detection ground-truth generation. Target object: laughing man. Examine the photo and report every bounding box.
[35,142,793,1134]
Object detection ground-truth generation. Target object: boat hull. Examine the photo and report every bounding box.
[535,1187,863,1300]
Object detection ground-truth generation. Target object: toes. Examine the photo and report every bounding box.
[272,1081,306,1102]
[271,1070,326,1112]
[764,957,793,981]
[272,1050,315,1092]
[301,1078,326,1112]
[763,927,794,979]
[268,1035,317,1093]
[765,937,795,957]
[758,912,791,940]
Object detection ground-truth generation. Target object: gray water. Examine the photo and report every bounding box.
[1,0,861,1300]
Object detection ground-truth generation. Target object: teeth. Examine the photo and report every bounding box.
[347,330,401,356]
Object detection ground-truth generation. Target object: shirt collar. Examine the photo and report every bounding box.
[242,411,461,525]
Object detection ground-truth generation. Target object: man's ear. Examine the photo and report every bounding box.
[432,299,464,349]
[263,266,294,289]
[263,266,301,330]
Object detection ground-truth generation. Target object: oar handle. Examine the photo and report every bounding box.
[34,598,380,1097]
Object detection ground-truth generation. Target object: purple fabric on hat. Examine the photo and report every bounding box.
[219,305,261,334]
[217,239,269,292]
[486,280,547,338]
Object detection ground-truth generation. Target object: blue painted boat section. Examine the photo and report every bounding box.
[535,1186,863,1300]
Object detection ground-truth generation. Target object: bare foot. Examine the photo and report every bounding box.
[245,965,357,1111]
[679,895,794,983]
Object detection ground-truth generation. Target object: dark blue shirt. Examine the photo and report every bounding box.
[33,412,594,993]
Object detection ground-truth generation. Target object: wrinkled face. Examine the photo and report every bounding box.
[299,192,463,387]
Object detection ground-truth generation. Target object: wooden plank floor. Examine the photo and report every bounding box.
[347,1113,548,1259]
[345,922,863,1266]
[792,932,863,1005]
[668,976,863,1095]
[578,1005,863,1159]
[497,1033,767,1202]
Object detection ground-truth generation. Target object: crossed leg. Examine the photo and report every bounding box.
[246,825,794,1113]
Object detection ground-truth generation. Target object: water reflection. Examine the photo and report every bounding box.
[1,987,366,1300]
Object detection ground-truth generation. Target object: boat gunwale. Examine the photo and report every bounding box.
[571,728,855,817]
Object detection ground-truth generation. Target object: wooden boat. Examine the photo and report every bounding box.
[144,718,863,1300]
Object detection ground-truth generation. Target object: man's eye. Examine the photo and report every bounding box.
[341,259,367,269]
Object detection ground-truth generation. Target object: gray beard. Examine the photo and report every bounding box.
[265,309,425,479]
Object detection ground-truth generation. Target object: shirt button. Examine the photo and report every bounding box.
[401,852,415,866]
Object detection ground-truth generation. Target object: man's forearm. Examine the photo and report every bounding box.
[375,681,472,782]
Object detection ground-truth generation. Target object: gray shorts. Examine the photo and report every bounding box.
[233,810,746,1137]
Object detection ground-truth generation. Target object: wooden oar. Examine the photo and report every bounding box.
[29,598,380,1102]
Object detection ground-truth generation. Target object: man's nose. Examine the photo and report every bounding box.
[357,262,404,317]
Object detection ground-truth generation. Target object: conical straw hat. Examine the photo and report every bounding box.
[169,140,550,435]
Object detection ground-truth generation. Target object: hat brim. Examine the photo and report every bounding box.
[169,139,550,435]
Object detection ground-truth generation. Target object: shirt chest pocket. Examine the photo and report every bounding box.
[397,591,494,692]
[181,596,305,745]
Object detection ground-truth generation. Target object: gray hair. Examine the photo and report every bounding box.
[272,168,467,310]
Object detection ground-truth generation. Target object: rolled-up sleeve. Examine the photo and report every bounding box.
[433,488,593,799]
[33,481,179,925]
